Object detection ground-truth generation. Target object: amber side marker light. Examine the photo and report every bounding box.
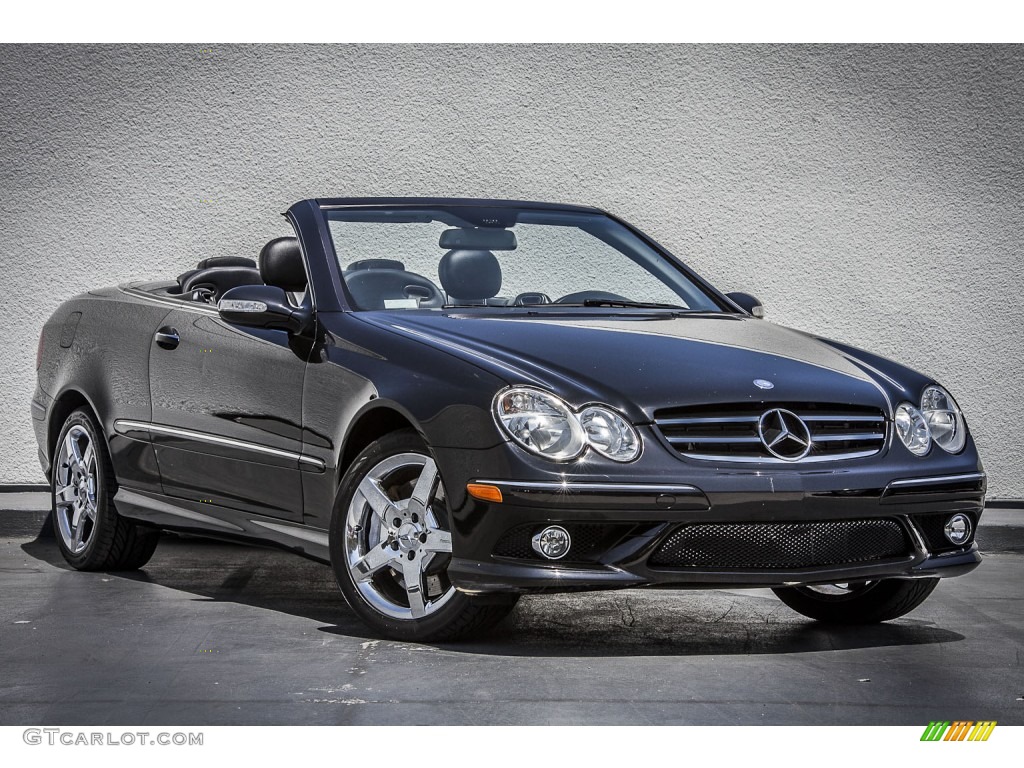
[467,483,503,503]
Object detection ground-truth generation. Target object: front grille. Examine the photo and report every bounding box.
[654,402,887,463]
[493,523,631,562]
[912,512,978,554]
[648,519,909,569]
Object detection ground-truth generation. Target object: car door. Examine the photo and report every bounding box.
[147,303,311,521]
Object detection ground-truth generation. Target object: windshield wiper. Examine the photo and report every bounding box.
[580,299,687,310]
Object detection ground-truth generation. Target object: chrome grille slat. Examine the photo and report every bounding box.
[665,435,762,444]
[813,432,885,442]
[654,402,888,463]
[800,414,884,423]
[657,416,760,426]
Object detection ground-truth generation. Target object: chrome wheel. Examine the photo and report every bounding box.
[344,452,455,620]
[54,425,98,555]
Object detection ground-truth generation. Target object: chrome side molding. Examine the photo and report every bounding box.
[113,419,326,470]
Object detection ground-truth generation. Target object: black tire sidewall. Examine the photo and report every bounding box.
[773,578,939,623]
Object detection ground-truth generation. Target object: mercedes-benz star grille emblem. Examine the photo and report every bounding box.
[757,408,813,460]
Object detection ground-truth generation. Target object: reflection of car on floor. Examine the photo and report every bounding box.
[32,197,985,640]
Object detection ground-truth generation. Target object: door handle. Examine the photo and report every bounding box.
[154,327,180,350]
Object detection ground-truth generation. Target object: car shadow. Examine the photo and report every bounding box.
[21,533,965,658]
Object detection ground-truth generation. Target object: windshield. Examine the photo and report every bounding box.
[323,205,724,312]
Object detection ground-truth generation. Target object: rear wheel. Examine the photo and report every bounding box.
[52,409,160,571]
[330,430,517,641]
[772,578,939,623]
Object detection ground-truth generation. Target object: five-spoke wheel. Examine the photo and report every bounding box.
[345,452,456,619]
[330,430,518,641]
[52,409,160,571]
[54,424,98,554]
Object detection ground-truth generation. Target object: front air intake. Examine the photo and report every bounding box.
[648,519,910,570]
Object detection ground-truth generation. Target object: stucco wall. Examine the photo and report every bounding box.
[2,45,1021,497]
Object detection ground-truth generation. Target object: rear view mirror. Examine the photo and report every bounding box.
[439,228,518,251]
[219,285,311,333]
[726,291,765,318]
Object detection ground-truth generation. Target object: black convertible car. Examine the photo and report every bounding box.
[32,197,985,640]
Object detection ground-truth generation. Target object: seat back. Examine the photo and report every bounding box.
[181,266,263,303]
[344,268,444,309]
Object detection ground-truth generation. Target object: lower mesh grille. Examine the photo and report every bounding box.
[493,524,626,561]
[648,519,909,569]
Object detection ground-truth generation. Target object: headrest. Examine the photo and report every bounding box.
[438,249,502,301]
[196,256,257,270]
[259,237,307,292]
[348,258,406,272]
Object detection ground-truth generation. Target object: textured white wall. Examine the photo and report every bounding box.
[2,45,1021,496]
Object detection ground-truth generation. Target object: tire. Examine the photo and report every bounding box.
[772,578,940,624]
[329,429,518,641]
[51,408,160,571]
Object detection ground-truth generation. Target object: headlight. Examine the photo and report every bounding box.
[579,406,642,461]
[894,402,931,456]
[494,388,586,460]
[921,384,966,453]
[493,387,641,462]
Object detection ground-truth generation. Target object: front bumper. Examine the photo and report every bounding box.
[441,460,986,594]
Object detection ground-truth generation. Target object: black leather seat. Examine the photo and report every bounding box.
[344,268,444,309]
[348,258,406,272]
[175,256,259,295]
[197,256,257,270]
[181,265,263,302]
[438,249,502,305]
[340,254,446,309]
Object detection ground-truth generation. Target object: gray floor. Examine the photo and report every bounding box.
[0,502,1022,725]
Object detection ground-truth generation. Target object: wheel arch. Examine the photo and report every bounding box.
[46,388,103,472]
[336,401,425,485]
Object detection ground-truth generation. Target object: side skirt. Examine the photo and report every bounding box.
[113,487,331,564]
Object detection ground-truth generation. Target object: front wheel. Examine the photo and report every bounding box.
[772,578,939,624]
[329,430,518,641]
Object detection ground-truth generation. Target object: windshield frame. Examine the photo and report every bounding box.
[317,201,735,315]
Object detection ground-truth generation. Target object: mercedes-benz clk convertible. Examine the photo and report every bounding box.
[32,197,986,640]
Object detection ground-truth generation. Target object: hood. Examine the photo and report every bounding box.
[356,310,912,420]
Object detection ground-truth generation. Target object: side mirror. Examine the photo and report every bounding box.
[219,285,311,333]
[725,291,765,318]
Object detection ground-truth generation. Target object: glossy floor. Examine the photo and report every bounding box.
[0,517,1021,725]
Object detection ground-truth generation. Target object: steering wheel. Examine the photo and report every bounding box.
[555,290,632,305]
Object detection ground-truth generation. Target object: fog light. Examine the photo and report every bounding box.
[532,525,571,560]
[944,513,972,545]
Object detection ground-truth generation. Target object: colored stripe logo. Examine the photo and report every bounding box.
[921,721,997,741]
